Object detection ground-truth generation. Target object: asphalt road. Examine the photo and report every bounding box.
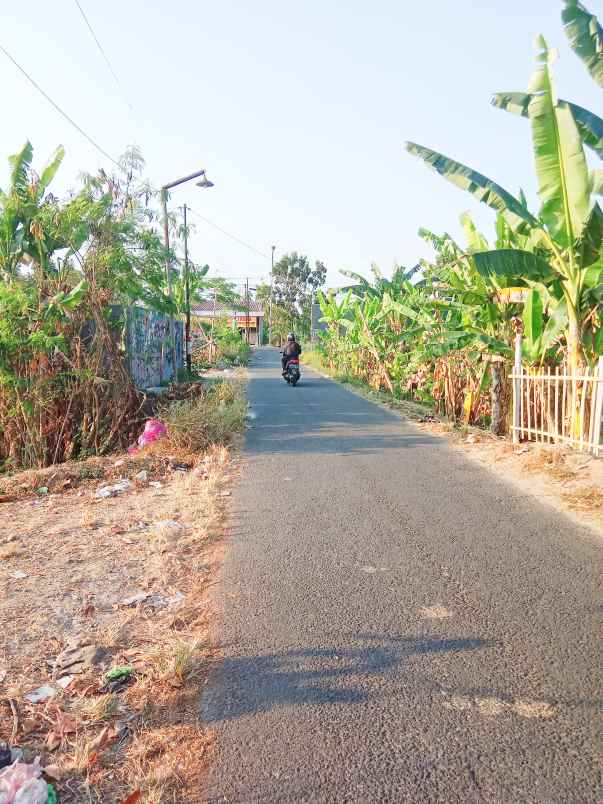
[201,348,602,803]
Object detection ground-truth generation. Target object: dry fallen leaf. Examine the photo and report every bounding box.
[122,791,141,804]
[46,731,61,751]
[21,717,41,735]
[89,724,117,752]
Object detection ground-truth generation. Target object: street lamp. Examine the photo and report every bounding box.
[161,169,214,378]
[269,245,275,345]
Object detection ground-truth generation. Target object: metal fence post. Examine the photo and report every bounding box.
[513,333,522,444]
[592,356,603,457]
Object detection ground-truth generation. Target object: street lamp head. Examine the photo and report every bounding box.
[196,174,214,188]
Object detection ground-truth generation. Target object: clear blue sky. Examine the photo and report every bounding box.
[1,1,600,291]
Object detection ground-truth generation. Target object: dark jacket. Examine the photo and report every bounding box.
[283,341,302,359]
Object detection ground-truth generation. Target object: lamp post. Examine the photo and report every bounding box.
[182,204,191,372]
[269,245,275,345]
[161,169,214,378]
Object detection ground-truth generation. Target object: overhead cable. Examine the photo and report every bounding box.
[0,42,120,168]
[187,206,269,259]
[73,0,134,112]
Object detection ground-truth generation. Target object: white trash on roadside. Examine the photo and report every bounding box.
[23,685,56,704]
[95,479,132,499]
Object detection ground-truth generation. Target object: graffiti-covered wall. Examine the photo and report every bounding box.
[126,308,183,389]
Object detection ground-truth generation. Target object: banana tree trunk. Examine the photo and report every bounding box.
[566,296,585,441]
[567,309,584,373]
[490,357,507,436]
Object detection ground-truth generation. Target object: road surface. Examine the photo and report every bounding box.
[202,348,602,803]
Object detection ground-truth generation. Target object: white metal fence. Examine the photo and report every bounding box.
[510,354,603,455]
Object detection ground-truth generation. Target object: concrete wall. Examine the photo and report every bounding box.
[126,308,184,388]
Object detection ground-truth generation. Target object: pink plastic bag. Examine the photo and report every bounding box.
[128,418,167,454]
[0,759,47,804]
[138,419,167,447]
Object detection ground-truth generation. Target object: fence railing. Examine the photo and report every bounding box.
[510,355,603,455]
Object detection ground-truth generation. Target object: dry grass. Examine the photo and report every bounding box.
[0,543,22,560]
[122,723,212,803]
[0,379,243,504]
[146,638,206,688]
[561,484,603,512]
[520,445,577,483]
[0,380,244,802]
[76,694,120,725]
[161,379,246,453]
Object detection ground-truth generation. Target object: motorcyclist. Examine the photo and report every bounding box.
[282,332,302,374]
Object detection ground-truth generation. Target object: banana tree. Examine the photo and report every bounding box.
[0,141,67,281]
[349,295,396,392]
[316,288,353,369]
[492,4,603,195]
[406,38,603,377]
[317,288,353,332]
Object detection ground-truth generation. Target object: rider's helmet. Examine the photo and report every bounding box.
[287,332,295,341]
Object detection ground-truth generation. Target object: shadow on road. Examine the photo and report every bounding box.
[203,633,494,723]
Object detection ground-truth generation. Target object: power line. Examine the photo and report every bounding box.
[0,42,120,168]
[73,0,133,112]
[187,206,269,259]
[0,44,274,265]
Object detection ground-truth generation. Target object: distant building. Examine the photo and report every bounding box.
[191,298,265,345]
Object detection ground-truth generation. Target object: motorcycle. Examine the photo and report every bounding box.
[282,357,301,386]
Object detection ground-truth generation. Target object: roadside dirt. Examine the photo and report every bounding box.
[0,440,241,802]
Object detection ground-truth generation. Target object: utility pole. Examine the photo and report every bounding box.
[160,188,177,378]
[161,168,214,382]
[269,245,275,345]
[245,278,250,344]
[183,204,192,374]
[209,286,217,362]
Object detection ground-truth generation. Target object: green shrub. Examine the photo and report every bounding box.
[161,380,246,452]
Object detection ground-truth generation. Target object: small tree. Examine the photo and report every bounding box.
[270,252,327,340]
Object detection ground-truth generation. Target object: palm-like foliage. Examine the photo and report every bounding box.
[562,0,603,88]
[317,5,602,436]
[0,141,70,280]
[407,37,603,373]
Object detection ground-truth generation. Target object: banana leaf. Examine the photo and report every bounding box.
[473,249,554,286]
[562,0,603,88]
[492,92,603,160]
[8,141,33,201]
[582,262,603,288]
[471,333,514,356]
[578,202,603,266]
[405,142,539,235]
[460,211,490,253]
[38,146,65,199]
[528,38,592,249]
[523,289,544,345]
